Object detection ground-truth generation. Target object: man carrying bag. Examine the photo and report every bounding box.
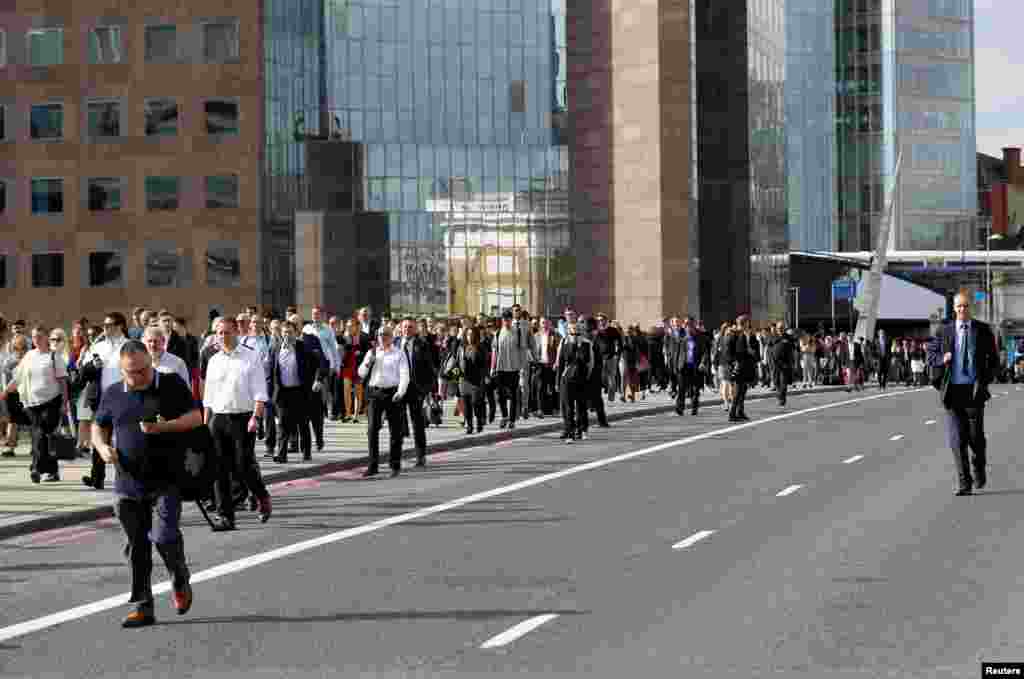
[92,340,204,628]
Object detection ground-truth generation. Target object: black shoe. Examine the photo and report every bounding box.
[954,487,972,496]
[82,475,104,490]
[30,471,41,484]
[476,426,485,434]
[559,432,570,439]
[272,454,288,464]
[316,440,325,452]
[0,449,14,458]
[210,516,237,532]
[42,473,60,483]
[121,605,156,629]
[362,468,379,478]
[508,421,515,430]
[676,408,685,416]
[975,469,987,490]
[415,457,426,468]
[499,419,509,429]
[302,453,312,462]
[728,416,742,423]
[691,410,698,416]
[738,414,750,421]
[465,427,475,435]
[390,468,401,478]
[598,422,611,428]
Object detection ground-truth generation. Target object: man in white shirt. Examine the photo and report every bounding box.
[357,326,409,477]
[80,312,130,490]
[203,317,272,531]
[533,318,560,417]
[241,315,276,453]
[143,326,191,387]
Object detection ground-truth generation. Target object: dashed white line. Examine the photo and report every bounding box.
[0,386,930,646]
[776,484,804,497]
[843,454,865,464]
[480,614,560,649]
[890,434,905,441]
[672,529,717,550]
[924,419,937,425]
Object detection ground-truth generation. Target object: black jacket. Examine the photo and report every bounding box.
[670,332,710,373]
[269,340,319,404]
[927,320,998,408]
[399,336,437,398]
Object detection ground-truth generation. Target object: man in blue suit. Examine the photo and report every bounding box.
[927,290,999,496]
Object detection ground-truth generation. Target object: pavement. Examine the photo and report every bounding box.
[0,383,846,540]
[7,382,1023,677]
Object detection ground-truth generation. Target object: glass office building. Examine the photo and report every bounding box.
[264,0,571,317]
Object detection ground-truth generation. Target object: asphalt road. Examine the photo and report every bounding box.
[1,384,1022,678]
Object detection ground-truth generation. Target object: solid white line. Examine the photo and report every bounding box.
[672,529,717,550]
[890,434,905,441]
[0,387,929,645]
[843,455,865,464]
[924,419,937,425]
[480,614,560,649]
[776,484,804,497]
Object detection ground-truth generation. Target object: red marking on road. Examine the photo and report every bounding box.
[17,518,118,547]
[321,469,366,481]
[272,478,322,492]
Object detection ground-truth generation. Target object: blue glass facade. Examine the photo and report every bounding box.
[264,0,571,317]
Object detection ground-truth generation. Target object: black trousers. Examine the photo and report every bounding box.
[944,384,987,489]
[309,389,326,446]
[560,379,588,435]
[878,357,891,389]
[366,386,404,471]
[485,378,498,419]
[533,365,556,414]
[26,396,61,476]
[116,492,188,605]
[403,390,428,456]
[730,380,749,419]
[276,387,311,457]
[775,365,790,405]
[587,377,607,428]
[209,412,268,520]
[676,366,702,413]
[496,371,521,423]
[461,383,486,429]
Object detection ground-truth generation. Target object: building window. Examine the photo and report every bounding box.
[86,101,121,139]
[0,29,6,67]
[28,28,63,66]
[203,21,239,62]
[145,176,179,210]
[30,103,63,140]
[32,253,63,287]
[0,105,6,141]
[204,100,238,135]
[0,256,6,288]
[145,98,178,136]
[87,177,122,211]
[31,178,63,214]
[88,252,123,287]
[206,242,240,287]
[205,175,239,208]
[89,26,123,64]
[145,242,186,287]
[144,25,177,62]
[0,180,6,213]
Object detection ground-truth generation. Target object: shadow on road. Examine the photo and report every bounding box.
[0,562,123,573]
[157,607,589,627]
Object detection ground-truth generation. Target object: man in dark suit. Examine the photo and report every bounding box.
[876,329,891,390]
[927,290,999,496]
[724,314,756,422]
[672,316,709,416]
[398,318,437,467]
[269,320,321,463]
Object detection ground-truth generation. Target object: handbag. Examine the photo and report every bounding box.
[49,412,79,461]
[442,349,462,382]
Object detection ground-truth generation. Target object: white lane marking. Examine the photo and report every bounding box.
[672,529,717,550]
[776,484,804,497]
[0,387,930,645]
[924,419,937,425]
[890,434,905,441]
[480,614,560,649]
[843,455,865,464]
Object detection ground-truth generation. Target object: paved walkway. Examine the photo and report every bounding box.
[0,385,851,538]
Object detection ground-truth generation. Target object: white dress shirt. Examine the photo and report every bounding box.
[151,351,191,388]
[358,346,409,397]
[203,345,269,414]
[84,335,128,391]
[277,343,301,388]
[14,349,67,407]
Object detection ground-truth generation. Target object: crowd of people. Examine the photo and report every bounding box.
[0,302,934,627]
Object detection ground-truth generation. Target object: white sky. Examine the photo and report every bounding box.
[974,0,1024,157]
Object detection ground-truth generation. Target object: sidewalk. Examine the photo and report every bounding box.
[0,384,852,540]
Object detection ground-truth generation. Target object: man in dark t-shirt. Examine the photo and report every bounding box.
[92,341,202,628]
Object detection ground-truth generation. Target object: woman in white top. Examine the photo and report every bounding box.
[0,325,70,482]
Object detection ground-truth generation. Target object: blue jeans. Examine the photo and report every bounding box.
[115,490,188,605]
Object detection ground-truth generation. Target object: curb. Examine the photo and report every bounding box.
[0,384,855,541]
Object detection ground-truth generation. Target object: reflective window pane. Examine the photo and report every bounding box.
[145,25,177,62]
[203,21,239,62]
[32,253,63,287]
[88,177,122,211]
[87,101,121,139]
[31,178,63,214]
[88,252,123,287]
[205,175,239,208]
[205,100,239,135]
[207,242,240,288]
[145,176,179,210]
[30,104,63,140]
[145,243,185,287]
[28,28,63,66]
[89,26,122,64]
[145,98,178,136]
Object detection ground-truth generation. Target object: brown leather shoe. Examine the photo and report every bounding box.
[121,606,155,628]
[173,583,193,615]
